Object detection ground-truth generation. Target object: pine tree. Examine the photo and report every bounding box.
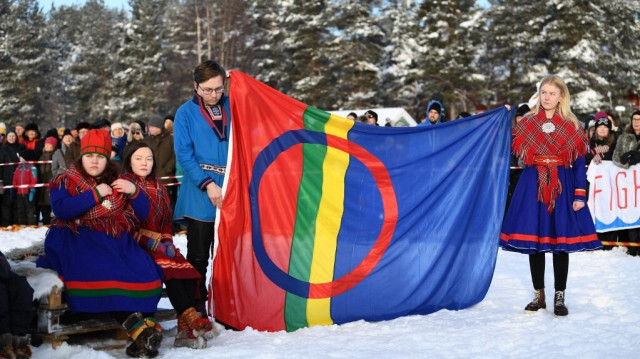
[327,0,386,110]
[379,0,423,115]
[109,0,168,121]
[272,0,336,109]
[0,0,51,126]
[414,0,483,120]
[46,0,123,127]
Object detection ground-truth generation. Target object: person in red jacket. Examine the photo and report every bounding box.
[12,161,37,225]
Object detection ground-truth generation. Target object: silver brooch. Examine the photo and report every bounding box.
[542,122,555,133]
[102,199,113,210]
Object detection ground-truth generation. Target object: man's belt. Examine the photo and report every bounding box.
[533,155,564,166]
[199,163,226,175]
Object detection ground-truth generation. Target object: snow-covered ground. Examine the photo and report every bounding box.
[2,227,639,359]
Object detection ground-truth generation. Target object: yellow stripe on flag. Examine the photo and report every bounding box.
[307,114,353,326]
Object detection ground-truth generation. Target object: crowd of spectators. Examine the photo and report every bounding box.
[2,108,640,256]
[0,115,176,227]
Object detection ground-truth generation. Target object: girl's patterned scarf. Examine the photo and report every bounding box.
[122,172,172,240]
[50,166,135,237]
[512,107,588,212]
[192,91,228,142]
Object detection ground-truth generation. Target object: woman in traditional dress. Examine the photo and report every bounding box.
[121,142,215,349]
[36,129,164,357]
[500,75,602,316]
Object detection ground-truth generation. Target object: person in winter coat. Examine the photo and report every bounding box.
[123,122,145,156]
[36,129,164,357]
[419,100,444,125]
[0,250,34,359]
[21,123,41,161]
[586,113,617,165]
[173,60,229,317]
[37,137,57,225]
[111,122,127,163]
[122,142,215,349]
[143,115,177,213]
[500,75,601,317]
[51,130,73,177]
[611,110,640,256]
[12,161,37,225]
[1,132,24,226]
[14,122,25,145]
[64,121,91,168]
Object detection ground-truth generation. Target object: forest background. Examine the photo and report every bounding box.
[1,0,639,129]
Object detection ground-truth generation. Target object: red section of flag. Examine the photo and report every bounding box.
[213,71,308,331]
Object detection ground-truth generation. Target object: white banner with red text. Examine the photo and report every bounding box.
[587,160,640,232]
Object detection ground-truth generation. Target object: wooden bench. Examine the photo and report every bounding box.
[37,287,176,349]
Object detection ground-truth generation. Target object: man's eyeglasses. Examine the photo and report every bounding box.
[198,84,225,95]
[133,131,141,135]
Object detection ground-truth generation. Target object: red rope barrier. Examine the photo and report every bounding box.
[1,176,183,189]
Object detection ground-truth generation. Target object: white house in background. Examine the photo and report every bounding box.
[330,108,417,127]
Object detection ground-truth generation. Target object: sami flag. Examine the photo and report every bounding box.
[212,71,512,332]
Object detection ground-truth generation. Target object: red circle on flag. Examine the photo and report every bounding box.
[252,130,398,299]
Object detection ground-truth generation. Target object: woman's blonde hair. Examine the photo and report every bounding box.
[532,75,580,129]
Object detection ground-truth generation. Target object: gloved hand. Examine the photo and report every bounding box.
[629,151,640,166]
[28,188,35,202]
[621,151,633,164]
[156,242,176,259]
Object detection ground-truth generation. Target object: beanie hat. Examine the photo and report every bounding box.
[111,122,123,131]
[76,121,91,131]
[428,102,441,114]
[93,116,111,130]
[594,111,612,130]
[25,123,39,133]
[45,136,58,147]
[81,129,112,158]
[148,115,164,129]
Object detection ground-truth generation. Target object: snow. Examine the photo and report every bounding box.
[1,228,638,358]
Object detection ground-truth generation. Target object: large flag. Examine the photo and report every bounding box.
[212,71,512,332]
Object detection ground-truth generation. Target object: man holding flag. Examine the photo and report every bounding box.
[173,60,230,317]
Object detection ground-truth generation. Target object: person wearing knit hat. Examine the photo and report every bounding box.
[420,100,444,125]
[587,112,616,166]
[44,136,58,148]
[64,121,92,168]
[593,111,612,130]
[38,136,60,224]
[110,122,126,161]
[36,130,164,356]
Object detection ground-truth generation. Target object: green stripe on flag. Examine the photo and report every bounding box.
[284,106,330,331]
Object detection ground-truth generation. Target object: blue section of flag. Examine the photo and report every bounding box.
[331,108,513,323]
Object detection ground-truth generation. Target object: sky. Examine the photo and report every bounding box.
[38,0,130,12]
[2,227,638,359]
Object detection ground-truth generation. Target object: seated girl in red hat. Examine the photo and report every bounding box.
[37,129,164,357]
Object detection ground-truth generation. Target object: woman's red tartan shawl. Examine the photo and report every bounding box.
[122,172,201,282]
[49,166,136,237]
[512,108,588,212]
